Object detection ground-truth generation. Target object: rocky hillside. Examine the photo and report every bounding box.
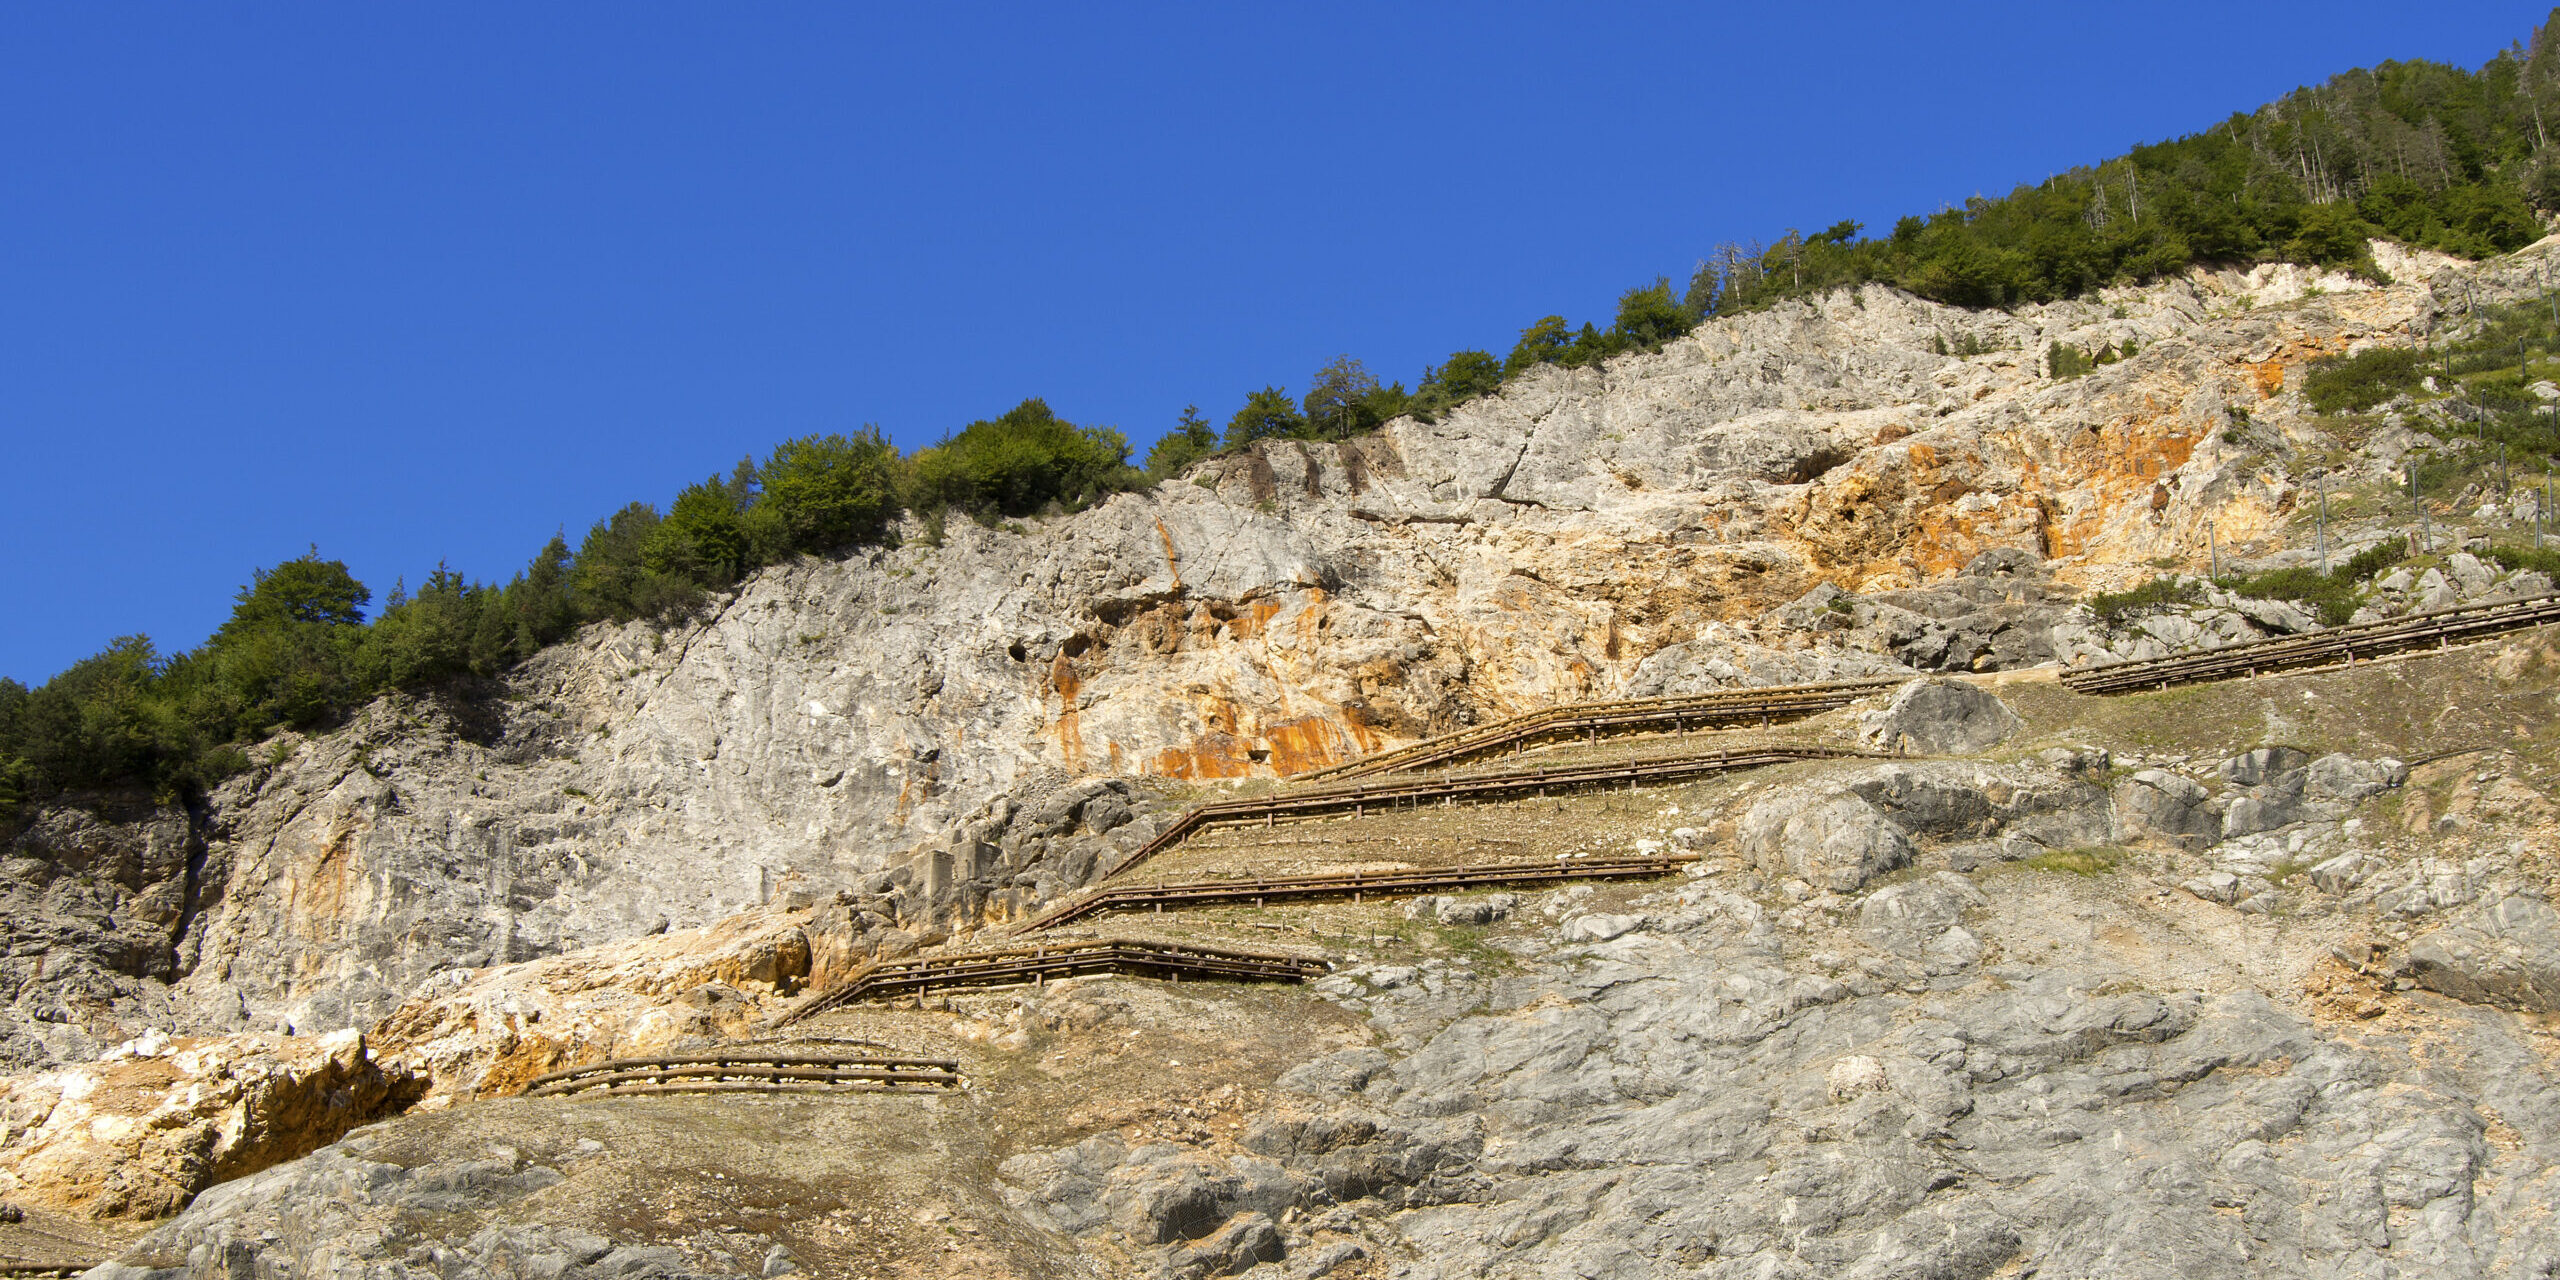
[13,234,2560,1275]
[6,239,2536,1058]
[60,644,2560,1280]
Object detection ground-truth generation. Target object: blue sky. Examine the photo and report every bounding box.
[0,2,2544,683]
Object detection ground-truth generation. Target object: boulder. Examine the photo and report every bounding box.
[1859,873,1989,965]
[2229,596,2318,634]
[1860,679,2025,756]
[2302,754,2406,804]
[2218,747,2311,788]
[1560,913,1646,943]
[2117,770,2221,849]
[2182,872,2243,904]
[2407,896,2560,1011]
[1165,1211,1284,1279]
[1738,793,1915,893]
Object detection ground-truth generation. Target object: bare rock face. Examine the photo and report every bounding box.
[0,1029,423,1222]
[4,245,2528,1060]
[0,797,200,1068]
[2407,896,2560,1012]
[1739,793,1915,892]
[1741,760,2114,891]
[2116,769,2221,849]
[1858,678,2025,755]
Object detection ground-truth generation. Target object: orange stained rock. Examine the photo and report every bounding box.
[1154,519,1183,593]
[1262,714,1367,776]
[291,830,359,938]
[1049,651,1085,772]
[2249,359,2287,398]
[1223,597,1285,641]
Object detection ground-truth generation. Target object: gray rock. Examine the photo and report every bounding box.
[2448,551,2495,595]
[1560,913,1645,943]
[2182,872,2243,904]
[2117,770,2221,849]
[1858,872,1988,955]
[2306,852,2382,894]
[1402,893,1514,927]
[2407,896,2560,1011]
[1859,678,2025,755]
[2303,753,2406,803]
[2218,747,2311,787]
[1164,1211,1283,1279]
[2229,595,2318,634]
[1285,1240,1366,1278]
[1739,793,1914,892]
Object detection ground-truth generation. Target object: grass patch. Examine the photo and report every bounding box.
[2020,847,2125,876]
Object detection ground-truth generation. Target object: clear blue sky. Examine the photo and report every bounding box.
[1,2,2545,683]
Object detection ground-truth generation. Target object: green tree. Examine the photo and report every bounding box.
[1610,278,1693,351]
[9,638,173,796]
[753,429,901,552]
[908,398,1139,521]
[643,475,755,588]
[359,566,486,689]
[1504,316,1573,377]
[2286,202,2379,274]
[1412,350,1505,418]
[191,554,372,737]
[1146,405,1219,479]
[1302,356,1383,440]
[1222,387,1308,451]
[573,503,694,621]
[500,535,580,658]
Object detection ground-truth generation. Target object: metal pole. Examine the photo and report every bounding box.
[2208,518,2219,583]
[2316,481,2329,575]
[2414,460,2429,554]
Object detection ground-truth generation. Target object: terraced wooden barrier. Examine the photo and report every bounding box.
[1115,745,1867,878]
[2060,592,2560,695]
[777,939,1325,1027]
[1297,677,1904,781]
[1019,855,1700,932]
[518,1049,961,1098]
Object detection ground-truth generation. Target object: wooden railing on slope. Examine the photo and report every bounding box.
[1114,745,1868,879]
[1295,676,1905,782]
[517,1049,961,1098]
[1018,855,1699,932]
[776,939,1324,1028]
[2060,592,2560,695]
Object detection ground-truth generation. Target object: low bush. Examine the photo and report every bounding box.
[2088,577,2204,626]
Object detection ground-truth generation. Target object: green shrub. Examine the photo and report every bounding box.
[2088,577,2204,626]
[1145,405,1219,479]
[1221,387,1309,451]
[909,398,1140,522]
[1303,356,1403,441]
[752,429,901,552]
[1409,350,1504,420]
[2485,543,2560,577]
[2301,348,2428,414]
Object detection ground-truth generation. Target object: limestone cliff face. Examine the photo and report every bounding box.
[11,237,2535,1049]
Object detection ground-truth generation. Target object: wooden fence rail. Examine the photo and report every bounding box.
[519,1050,962,1098]
[1020,855,1699,932]
[1296,676,1903,781]
[2061,592,2560,695]
[776,939,1325,1028]
[1114,746,1868,878]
